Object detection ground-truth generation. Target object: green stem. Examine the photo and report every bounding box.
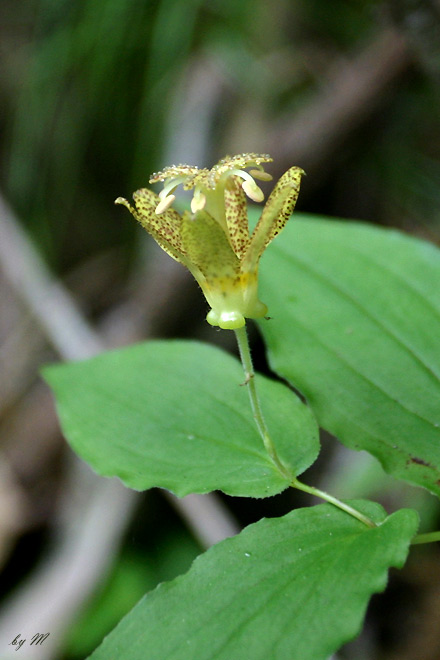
[411,531,440,545]
[234,325,291,480]
[291,477,377,528]
[233,324,376,529]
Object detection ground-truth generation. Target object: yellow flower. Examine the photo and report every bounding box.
[115,153,304,330]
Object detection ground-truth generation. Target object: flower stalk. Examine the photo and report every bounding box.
[234,325,292,480]
[234,324,377,529]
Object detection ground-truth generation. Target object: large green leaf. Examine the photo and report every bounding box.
[43,340,319,498]
[259,215,440,495]
[87,502,418,660]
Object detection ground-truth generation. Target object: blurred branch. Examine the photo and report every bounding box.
[0,195,102,360]
[163,56,227,168]
[0,193,136,660]
[163,491,239,549]
[0,462,135,660]
[271,28,410,183]
[0,300,44,416]
[0,193,239,659]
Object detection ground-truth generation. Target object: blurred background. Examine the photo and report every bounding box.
[1,0,440,658]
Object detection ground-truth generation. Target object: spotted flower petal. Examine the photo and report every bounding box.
[115,189,187,265]
[242,166,304,272]
[224,176,250,259]
[181,210,240,280]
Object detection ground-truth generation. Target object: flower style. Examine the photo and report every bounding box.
[115,153,304,329]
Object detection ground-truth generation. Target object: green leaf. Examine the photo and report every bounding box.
[43,340,319,498]
[259,215,440,496]
[87,502,418,660]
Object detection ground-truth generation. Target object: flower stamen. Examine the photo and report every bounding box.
[249,169,273,182]
[154,177,188,214]
[241,179,264,203]
[228,169,265,203]
[159,178,185,199]
[155,194,176,215]
[190,188,207,213]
